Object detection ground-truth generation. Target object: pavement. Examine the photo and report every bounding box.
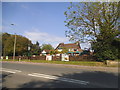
[1,61,119,89]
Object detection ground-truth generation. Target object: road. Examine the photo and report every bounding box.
[1,61,118,89]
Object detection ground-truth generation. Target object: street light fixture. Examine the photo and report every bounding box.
[11,24,16,60]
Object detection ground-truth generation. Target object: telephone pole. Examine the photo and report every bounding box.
[11,24,16,60]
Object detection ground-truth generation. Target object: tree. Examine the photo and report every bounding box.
[2,33,11,56]
[49,50,55,55]
[61,47,69,54]
[16,35,32,56]
[41,44,54,51]
[64,2,120,60]
[54,50,59,54]
[65,2,119,42]
[31,41,41,55]
[2,33,32,56]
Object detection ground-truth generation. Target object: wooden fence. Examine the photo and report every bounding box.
[30,56,46,60]
[52,56,61,61]
[69,55,96,61]
[2,55,96,61]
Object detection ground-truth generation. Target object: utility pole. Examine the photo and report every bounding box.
[11,24,16,60]
[28,44,30,60]
[13,33,16,60]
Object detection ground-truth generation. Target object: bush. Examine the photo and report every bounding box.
[92,42,119,61]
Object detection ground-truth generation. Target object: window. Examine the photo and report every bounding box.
[74,49,77,51]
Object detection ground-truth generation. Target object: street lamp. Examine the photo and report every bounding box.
[28,44,31,60]
[11,24,16,60]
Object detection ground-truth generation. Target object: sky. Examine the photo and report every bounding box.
[2,2,91,49]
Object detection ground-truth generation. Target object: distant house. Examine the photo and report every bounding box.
[41,50,51,55]
[55,41,83,56]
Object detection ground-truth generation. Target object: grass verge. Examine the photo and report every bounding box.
[1,59,107,67]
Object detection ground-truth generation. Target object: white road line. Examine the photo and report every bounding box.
[0,69,16,73]
[1,68,22,72]
[28,73,89,85]
[9,69,21,72]
[28,74,59,79]
[0,68,22,73]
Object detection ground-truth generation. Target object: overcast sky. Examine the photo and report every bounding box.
[2,2,91,49]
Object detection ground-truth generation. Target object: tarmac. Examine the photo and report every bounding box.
[2,61,119,73]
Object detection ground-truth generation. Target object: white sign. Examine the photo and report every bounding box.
[61,54,69,61]
[46,55,52,61]
[6,56,8,60]
[28,46,30,50]
[1,56,3,60]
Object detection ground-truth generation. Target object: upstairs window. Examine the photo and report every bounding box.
[74,49,77,51]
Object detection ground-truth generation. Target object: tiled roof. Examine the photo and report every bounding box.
[59,43,80,48]
[55,42,82,51]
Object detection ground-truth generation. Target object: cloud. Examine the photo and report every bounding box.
[24,30,69,48]
[23,30,92,49]
[24,31,68,42]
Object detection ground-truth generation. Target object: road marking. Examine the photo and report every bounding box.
[0,69,16,73]
[2,68,22,72]
[1,68,22,72]
[0,68,22,73]
[28,73,89,85]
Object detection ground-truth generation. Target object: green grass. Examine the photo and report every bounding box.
[1,59,119,67]
[114,59,120,61]
[2,59,106,67]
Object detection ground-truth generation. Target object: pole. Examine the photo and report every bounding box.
[11,24,16,61]
[13,33,16,60]
[28,44,30,60]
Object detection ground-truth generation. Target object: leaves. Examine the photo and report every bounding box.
[64,2,120,60]
[65,2,119,42]
[41,44,54,51]
[30,41,41,55]
[2,33,32,56]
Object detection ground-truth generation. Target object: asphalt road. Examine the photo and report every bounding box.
[2,61,118,89]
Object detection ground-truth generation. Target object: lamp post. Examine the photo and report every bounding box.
[11,24,16,60]
[28,44,30,60]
